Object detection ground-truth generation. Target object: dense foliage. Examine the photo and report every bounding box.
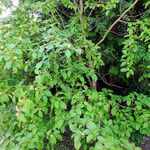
[0,0,150,149]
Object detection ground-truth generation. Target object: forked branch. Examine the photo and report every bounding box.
[96,0,139,45]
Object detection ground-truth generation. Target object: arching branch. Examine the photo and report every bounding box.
[96,0,139,45]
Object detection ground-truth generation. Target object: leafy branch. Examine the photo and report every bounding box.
[96,0,139,45]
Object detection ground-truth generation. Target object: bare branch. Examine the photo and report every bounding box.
[96,0,139,45]
[119,20,128,24]
[99,74,123,89]
[88,0,101,17]
[98,69,123,88]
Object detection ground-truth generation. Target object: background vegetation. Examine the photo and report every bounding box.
[0,0,150,149]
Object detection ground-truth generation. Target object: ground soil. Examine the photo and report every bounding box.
[55,132,150,150]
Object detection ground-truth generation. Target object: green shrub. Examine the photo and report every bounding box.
[0,0,149,149]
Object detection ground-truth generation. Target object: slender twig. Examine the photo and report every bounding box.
[110,31,125,36]
[58,9,70,18]
[117,102,135,110]
[88,9,94,17]
[79,0,85,34]
[98,71,123,88]
[87,77,97,89]
[56,10,65,29]
[79,0,97,90]
[127,9,150,18]
[73,0,79,12]
[96,0,139,45]
[88,0,101,17]
[119,20,128,24]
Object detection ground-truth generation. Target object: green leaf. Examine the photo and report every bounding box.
[74,135,80,142]
[76,108,81,115]
[22,99,34,113]
[65,50,71,58]
[70,112,77,117]
[5,61,12,69]
[0,94,9,103]
[87,122,96,130]
[135,124,140,130]
[32,52,37,59]
[129,69,134,75]
[76,48,82,54]
[38,111,43,117]
[49,135,56,145]
[0,56,3,61]
[104,105,109,112]
[60,101,66,109]
[55,101,59,109]
[7,43,16,49]
[74,139,81,150]
[62,72,67,79]
[36,61,43,70]
[91,74,97,82]
[127,100,131,106]
[17,113,27,122]
[55,120,64,128]
[126,72,130,78]
[87,134,93,142]
[83,129,90,135]
[143,122,148,128]
[69,124,76,132]
[45,91,51,97]
[111,108,116,116]
[121,62,126,67]
[26,100,34,108]
[120,68,127,72]
[87,104,92,112]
